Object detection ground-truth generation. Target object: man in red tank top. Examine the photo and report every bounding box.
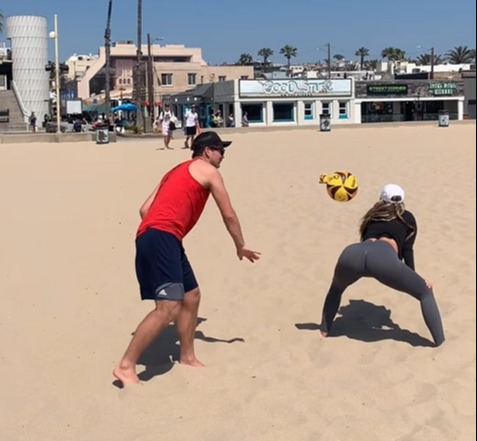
[114,131,261,386]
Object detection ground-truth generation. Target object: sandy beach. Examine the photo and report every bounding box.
[0,123,475,441]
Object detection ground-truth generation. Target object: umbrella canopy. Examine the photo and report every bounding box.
[112,103,138,112]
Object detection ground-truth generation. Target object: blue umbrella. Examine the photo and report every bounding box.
[112,103,138,112]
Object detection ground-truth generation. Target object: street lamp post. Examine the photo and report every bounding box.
[317,44,332,79]
[417,45,435,80]
[49,14,61,133]
[430,47,435,80]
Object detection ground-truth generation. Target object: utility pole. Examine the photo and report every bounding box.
[430,47,435,80]
[327,43,331,79]
[135,0,144,131]
[147,33,155,126]
[104,0,113,118]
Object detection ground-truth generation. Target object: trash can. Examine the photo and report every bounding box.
[438,110,450,127]
[320,114,331,132]
[96,128,109,144]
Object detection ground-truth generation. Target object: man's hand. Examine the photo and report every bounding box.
[237,246,261,263]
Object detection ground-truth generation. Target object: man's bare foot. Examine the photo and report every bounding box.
[113,364,141,386]
[179,356,205,367]
[320,331,328,338]
[166,147,174,150]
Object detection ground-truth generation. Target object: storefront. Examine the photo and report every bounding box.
[355,81,465,123]
[234,79,354,126]
[168,79,355,127]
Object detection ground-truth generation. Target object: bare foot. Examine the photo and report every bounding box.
[179,356,205,367]
[320,331,328,338]
[113,364,141,386]
[166,147,174,150]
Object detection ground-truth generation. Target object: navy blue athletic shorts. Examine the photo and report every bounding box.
[135,228,198,301]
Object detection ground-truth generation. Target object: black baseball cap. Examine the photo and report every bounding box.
[192,131,232,152]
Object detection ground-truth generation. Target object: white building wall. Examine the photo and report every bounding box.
[6,15,50,119]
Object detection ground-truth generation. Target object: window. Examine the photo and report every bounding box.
[304,102,314,120]
[218,76,226,82]
[338,101,348,119]
[240,75,249,80]
[273,103,294,122]
[241,104,263,123]
[188,73,196,86]
[161,73,173,85]
[322,101,332,117]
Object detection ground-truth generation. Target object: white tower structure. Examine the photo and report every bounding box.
[6,16,50,120]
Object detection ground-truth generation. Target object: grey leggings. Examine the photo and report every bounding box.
[321,240,445,346]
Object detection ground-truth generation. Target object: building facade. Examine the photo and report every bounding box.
[76,42,253,112]
[169,78,466,128]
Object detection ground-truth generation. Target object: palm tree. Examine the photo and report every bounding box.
[0,11,4,34]
[446,46,474,64]
[381,47,406,61]
[258,47,274,73]
[417,53,444,66]
[355,47,369,71]
[280,44,298,77]
[237,53,253,65]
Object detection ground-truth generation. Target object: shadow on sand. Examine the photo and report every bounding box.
[113,317,244,388]
[295,299,433,347]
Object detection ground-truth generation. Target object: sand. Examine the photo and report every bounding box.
[0,123,475,441]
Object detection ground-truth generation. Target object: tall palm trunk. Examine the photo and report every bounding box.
[105,0,113,116]
[135,0,144,129]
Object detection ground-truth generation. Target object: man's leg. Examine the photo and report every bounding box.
[113,300,181,385]
[175,288,204,367]
[183,134,190,149]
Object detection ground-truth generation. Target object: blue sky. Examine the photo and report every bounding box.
[1,0,476,64]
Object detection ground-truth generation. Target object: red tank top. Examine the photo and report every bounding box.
[137,160,210,240]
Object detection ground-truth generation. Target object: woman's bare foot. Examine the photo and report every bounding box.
[179,355,205,367]
[113,364,141,386]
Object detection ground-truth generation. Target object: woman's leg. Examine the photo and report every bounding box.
[321,243,367,334]
[366,242,445,346]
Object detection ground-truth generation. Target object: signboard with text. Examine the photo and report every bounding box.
[239,79,352,98]
[367,84,408,95]
[428,83,458,96]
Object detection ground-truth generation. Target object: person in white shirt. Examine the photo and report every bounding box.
[157,103,175,150]
[183,105,199,149]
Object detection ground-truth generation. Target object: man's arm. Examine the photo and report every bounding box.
[208,169,260,262]
[139,183,160,219]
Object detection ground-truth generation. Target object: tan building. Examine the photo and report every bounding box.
[76,42,253,107]
[65,54,100,81]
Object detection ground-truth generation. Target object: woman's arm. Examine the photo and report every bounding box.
[402,211,418,270]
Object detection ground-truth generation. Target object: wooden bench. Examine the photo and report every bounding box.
[0,109,10,123]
